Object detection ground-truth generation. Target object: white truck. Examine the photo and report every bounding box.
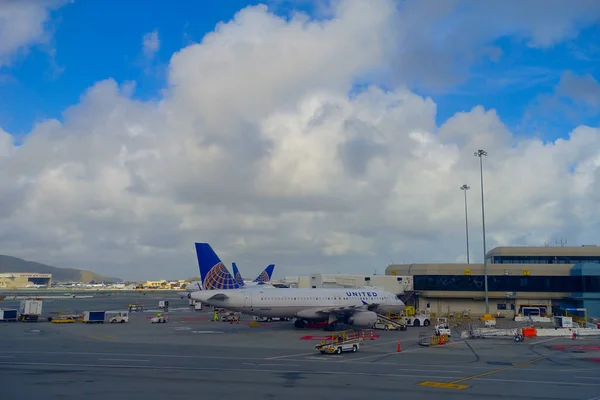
[406,313,431,327]
[434,318,452,337]
[19,300,43,322]
[107,311,129,323]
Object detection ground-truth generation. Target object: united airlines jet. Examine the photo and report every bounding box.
[184,253,275,293]
[232,262,275,288]
[190,243,405,330]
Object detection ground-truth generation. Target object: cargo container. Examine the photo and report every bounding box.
[0,309,18,322]
[82,311,105,324]
[19,300,42,322]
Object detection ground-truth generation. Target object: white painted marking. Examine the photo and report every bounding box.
[265,351,316,360]
[475,377,600,387]
[397,368,464,373]
[1,361,600,387]
[527,337,561,345]
[303,356,340,361]
[98,359,149,362]
[0,350,259,361]
[342,340,464,362]
[242,363,300,367]
[0,361,464,380]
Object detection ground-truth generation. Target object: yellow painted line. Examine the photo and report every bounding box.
[450,356,548,384]
[417,356,548,390]
[418,381,469,390]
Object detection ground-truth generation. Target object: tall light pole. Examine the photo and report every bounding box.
[460,184,470,264]
[474,149,489,314]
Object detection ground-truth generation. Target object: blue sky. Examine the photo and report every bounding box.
[0,0,599,142]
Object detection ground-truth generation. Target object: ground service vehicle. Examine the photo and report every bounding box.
[434,318,452,337]
[407,313,431,327]
[373,313,407,331]
[108,311,129,323]
[128,303,144,312]
[315,330,362,354]
[151,316,167,323]
[0,309,18,322]
[83,311,105,324]
[19,300,43,322]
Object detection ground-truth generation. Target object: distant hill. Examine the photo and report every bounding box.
[0,254,122,283]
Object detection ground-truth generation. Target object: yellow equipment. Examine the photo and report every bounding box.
[315,330,363,355]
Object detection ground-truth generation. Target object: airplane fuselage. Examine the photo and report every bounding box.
[190,287,404,320]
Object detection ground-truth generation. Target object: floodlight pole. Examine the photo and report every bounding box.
[460,184,471,264]
[474,149,489,314]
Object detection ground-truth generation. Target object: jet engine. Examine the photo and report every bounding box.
[344,311,378,327]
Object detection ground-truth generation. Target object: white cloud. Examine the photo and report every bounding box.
[1,0,600,280]
[0,0,70,67]
[142,30,160,60]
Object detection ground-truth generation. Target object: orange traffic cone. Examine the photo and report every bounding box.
[397,339,401,352]
[370,330,374,340]
[361,329,365,340]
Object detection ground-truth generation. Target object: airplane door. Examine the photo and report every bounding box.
[244,292,251,308]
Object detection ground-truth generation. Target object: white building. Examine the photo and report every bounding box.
[280,274,412,295]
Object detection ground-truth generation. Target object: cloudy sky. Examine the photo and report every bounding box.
[1,0,599,281]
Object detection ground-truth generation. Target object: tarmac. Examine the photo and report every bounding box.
[1,293,600,399]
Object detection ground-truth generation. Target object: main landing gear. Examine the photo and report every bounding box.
[293,319,337,331]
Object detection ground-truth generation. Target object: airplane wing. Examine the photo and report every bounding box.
[308,303,369,317]
[206,293,229,301]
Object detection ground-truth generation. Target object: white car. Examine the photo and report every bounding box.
[256,316,290,322]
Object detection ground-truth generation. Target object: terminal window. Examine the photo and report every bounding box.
[413,275,600,293]
[490,256,600,264]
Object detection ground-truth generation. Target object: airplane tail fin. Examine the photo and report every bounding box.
[232,262,245,287]
[253,264,275,283]
[194,243,240,290]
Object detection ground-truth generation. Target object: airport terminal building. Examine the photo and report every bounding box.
[386,246,600,318]
[0,272,52,289]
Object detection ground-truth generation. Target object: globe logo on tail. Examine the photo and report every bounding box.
[203,262,239,290]
[234,271,244,286]
[255,270,270,283]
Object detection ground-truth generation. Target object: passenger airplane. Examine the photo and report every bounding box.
[183,253,275,294]
[190,243,405,330]
[232,262,275,288]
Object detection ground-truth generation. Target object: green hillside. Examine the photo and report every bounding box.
[0,254,121,283]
